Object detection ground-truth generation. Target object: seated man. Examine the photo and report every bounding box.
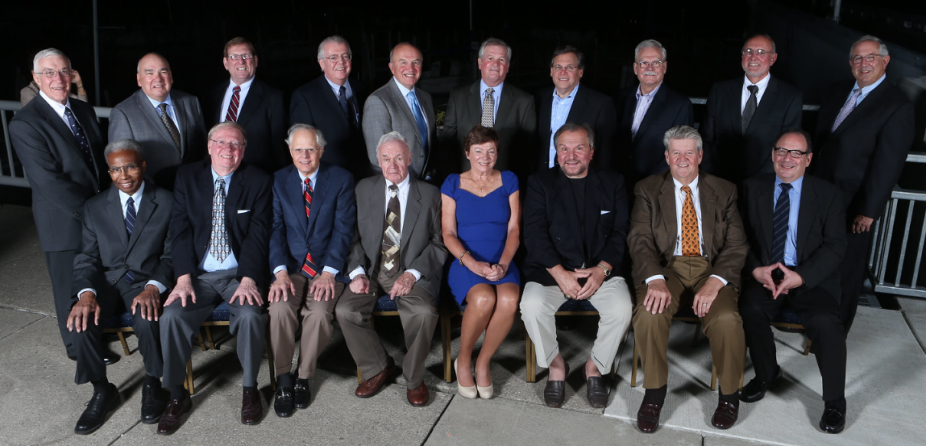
[740,129,848,433]
[68,139,172,434]
[520,122,632,409]
[335,131,447,407]
[157,122,273,434]
[267,124,357,417]
[629,125,748,433]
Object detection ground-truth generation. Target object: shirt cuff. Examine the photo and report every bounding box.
[145,280,167,294]
[273,265,288,275]
[644,275,665,285]
[709,274,728,286]
[406,269,422,281]
[322,266,340,276]
[77,288,96,300]
[348,267,366,280]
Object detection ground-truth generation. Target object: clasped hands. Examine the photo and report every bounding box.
[753,263,803,299]
[549,264,606,301]
[467,260,508,282]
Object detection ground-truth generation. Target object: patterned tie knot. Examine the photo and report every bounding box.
[486,87,494,95]
[233,85,240,93]
[216,177,226,190]
[681,185,691,194]
[747,85,758,95]
[304,177,311,189]
[389,184,398,197]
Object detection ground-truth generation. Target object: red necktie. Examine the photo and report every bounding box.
[301,178,318,278]
[225,86,241,122]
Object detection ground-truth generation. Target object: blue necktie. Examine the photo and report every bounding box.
[407,91,428,151]
[124,197,136,283]
[771,183,792,264]
[63,107,96,175]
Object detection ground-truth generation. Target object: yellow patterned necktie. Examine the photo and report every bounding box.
[681,185,701,256]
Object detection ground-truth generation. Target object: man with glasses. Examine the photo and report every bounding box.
[291,36,369,179]
[536,45,616,172]
[740,129,848,433]
[702,34,802,186]
[812,35,914,334]
[11,48,108,362]
[156,122,272,434]
[110,53,206,189]
[205,37,287,174]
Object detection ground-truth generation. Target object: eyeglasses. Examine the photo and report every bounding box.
[636,60,664,69]
[773,147,808,158]
[211,139,243,149]
[36,69,72,78]
[742,48,773,57]
[291,147,319,155]
[850,54,881,65]
[226,53,254,61]
[324,54,352,63]
[108,164,140,175]
[552,64,579,72]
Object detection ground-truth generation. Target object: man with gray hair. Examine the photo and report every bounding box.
[336,131,447,407]
[267,124,357,417]
[442,37,537,180]
[629,125,748,433]
[291,35,369,178]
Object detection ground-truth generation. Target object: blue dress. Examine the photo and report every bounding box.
[442,171,521,305]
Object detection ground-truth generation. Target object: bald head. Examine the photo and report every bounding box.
[136,53,173,102]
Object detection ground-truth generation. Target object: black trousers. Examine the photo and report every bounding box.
[839,230,871,334]
[739,280,846,402]
[45,250,77,357]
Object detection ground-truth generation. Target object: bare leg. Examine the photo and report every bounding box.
[548,354,567,380]
[475,283,519,387]
[458,284,496,388]
[585,357,600,377]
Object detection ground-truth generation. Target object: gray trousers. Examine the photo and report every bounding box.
[160,269,268,388]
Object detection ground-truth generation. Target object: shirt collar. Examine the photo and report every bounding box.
[480,79,504,97]
[38,90,70,117]
[852,74,886,97]
[393,76,415,97]
[636,82,662,99]
[298,167,320,186]
[228,76,255,91]
[118,181,146,208]
[145,92,174,109]
[210,167,234,186]
[672,175,700,192]
[775,174,804,194]
[385,174,411,193]
[325,75,351,96]
[743,72,772,90]
[553,82,580,100]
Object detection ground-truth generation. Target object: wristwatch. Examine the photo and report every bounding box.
[597,263,611,277]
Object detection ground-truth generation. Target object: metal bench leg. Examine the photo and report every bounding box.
[116,332,131,356]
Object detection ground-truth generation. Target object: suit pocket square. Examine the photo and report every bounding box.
[600,210,611,215]
[237,210,250,214]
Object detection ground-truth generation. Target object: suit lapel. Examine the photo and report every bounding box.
[636,85,665,137]
[285,167,309,235]
[106,187,130,247]
[756,179,774,260]
[225,168,244,226]
[565,86,588,123]
[400,178,422,260]
[307,167,330,237]
[747,77,778,134]
[830,82,886,137]
[172,96,189,157]
[584,170,603,258]
[388,81,422,148]
[657,174,677,259]
[795,177,816,261]
[35,99,83,152]
[236,80,262,128]
[726,81,743,133]
[127,183,157,253]
[363,176,387,263]
[319,77,350,127]
[495,84,514,128]
[136,90,175,148]
[699,176,717,256]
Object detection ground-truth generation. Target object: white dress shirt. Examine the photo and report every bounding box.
[348,174,421,281]
[38,91,75,130]
[219,77,254,122]
[740,73,772,113]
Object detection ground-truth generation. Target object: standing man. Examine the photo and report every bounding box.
[442,38,537,180]
[109,53,207,189]
[702,34,802,185]
[629,125,748,433]
[740,130,848,433]
[291,36,368,179]
[362,43,436,181]
[520,123,632,409]
[156,122,272,435]
[616,39,693,185]
[67,140,172,434]
[536,46,616,172]
[10,48,108,361]
[267,124,357,417]
[813,35,914,333]
[336,131,447,407]
[205,37,287,174]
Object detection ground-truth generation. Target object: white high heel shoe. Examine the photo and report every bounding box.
[476,365,494,399]
[454,359,477,399]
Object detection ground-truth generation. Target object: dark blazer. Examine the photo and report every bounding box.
[742,174,846,301]
[616,83,694,183]
[109,89,207,189]
[72,182,173,294]
[523,167,629,286]
[290,75,368,178]
[441,81,537,179]
[628,171,748,287]
[346,175,447,297]
[536,83,617,171]
[270,163,357,283]
[812,79,915,219]
[170,160,273,288]
[10,96,106,252]
[206,78,287,174]
[702,76,802,185]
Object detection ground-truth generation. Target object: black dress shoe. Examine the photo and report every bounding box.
[103,350,120,366]
[820,407,846,433]
[294,380,311,409]
[157,395,192,435]
[241,388,263,425]
[140,382,167,424]
[543,363,569,408]
[75,383,121,435]
[584,369,608,409]
[740,367,782,403]
[274,387,295,418]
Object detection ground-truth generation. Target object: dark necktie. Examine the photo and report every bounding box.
[63,107,96,174]
[301,178,318,278]
[742,84,759,134]
[338,86,350,116]
[407,91,428,151]
[210,178,230,263]
[381,184,402,277]
[225,85,241,122]
[124,197,137,283]
[772,183,792,264]
[158,103,182,149]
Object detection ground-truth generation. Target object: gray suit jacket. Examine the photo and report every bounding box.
[346,175,447,297]
[362,79,436,178]
[109,89,207,189]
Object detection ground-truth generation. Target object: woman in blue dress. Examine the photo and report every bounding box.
[441,126,521,399]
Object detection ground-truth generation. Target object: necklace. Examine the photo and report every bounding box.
[469,173,491,193]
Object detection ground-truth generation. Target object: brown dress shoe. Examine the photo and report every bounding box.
[711,400,739,429]
[241,389,263,425]
[157,395,192,435]
[636,401,663,433]
[406,382,429,406]
[355,357,397,398]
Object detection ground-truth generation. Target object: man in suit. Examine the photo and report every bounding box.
[109,53,207,189]
[156,122,272,435]
[267,124,357,417]
[442,38,537,180]
[702,34,802,185]
[520,123,632,409]
[536,46,616,172]
[204,37,287,174]
[291,35,368,179]
[616,40,694,186]
[629,125,748,433]
[812,35,915,334]
[362,43,436,181]
[335,131,447,407]
[10,48,109,360]
[66,140,172,434]
[740,130,848,433]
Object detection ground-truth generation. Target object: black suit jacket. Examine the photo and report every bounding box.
[702,76,802,185]
[206,78,287,174]
[536,83,617,171]
[290,75,368,178]
[742,174,846,301]
[170,160,273,288]
[523,167,629,286]
[10,96,106,252]
[615,83,694,183]
[812,79,915,219]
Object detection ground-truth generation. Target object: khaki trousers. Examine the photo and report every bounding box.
[632,256,745,395]
[268,272,345,379]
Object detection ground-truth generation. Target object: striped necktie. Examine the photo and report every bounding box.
[301,178,318,278]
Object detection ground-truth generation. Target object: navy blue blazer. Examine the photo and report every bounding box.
[269,163,357,283]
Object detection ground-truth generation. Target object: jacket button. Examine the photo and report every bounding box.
[556,237,561,241]
[111,279,117,283]
[124,264,129,269]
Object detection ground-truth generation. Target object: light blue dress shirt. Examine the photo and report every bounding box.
[145,94,182,136]
[847,74,886,106]
[201,168,238,272]
[392,77,429,129]
[548,83,579,167]
[480,79,503,123]
[774,175,804,267]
